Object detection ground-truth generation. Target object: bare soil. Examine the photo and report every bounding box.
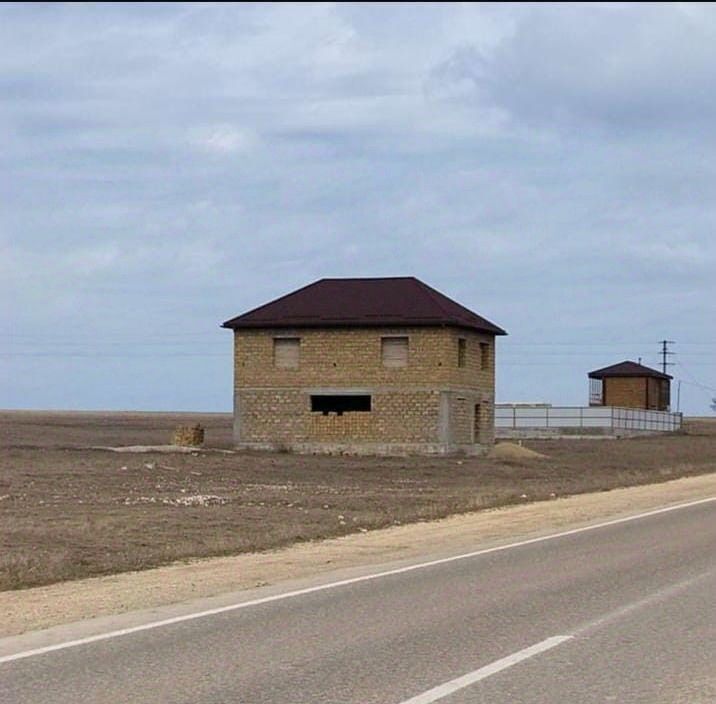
[3,472,715,638]
[1,411,715,592]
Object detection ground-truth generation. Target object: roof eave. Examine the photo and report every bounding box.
[588,371,672,380]
[222,319,507,335]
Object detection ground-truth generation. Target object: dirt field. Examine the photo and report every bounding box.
[1,411,715,591]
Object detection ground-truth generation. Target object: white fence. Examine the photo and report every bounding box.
[495,405,682,433]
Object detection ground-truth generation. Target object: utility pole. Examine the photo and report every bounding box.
[677,380,681,412]
[659,339,675,375]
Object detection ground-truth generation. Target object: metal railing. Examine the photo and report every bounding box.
[495,405,682,432]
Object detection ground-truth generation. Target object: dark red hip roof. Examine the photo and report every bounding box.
[221,277,507,335]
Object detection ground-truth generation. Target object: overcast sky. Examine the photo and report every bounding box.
[2,2,716,414]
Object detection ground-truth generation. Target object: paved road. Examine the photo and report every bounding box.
[2,499,715,703]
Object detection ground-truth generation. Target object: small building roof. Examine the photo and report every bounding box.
[221,277,507,335]
[588,360,672,380]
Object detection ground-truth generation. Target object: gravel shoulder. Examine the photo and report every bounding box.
[3,471,715,637]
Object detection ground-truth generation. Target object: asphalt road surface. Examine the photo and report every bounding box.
[2,498,715,703]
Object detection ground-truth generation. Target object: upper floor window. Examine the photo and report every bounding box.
[381,336,408,368]
[457,338,467,367]
[479,342,490,370]
[274,337,300,368]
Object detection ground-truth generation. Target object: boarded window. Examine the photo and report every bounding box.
[274,338,300,368]
[381,336,408,368]
[479,342,490,370]
[458,338,467,367]
[310,395,371,415]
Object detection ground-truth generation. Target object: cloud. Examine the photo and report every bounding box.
[193,124,257,154]
[431,4,716,132]
[0,3,715,413]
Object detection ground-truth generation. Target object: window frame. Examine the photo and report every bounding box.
[457,338,467,368]
[273,336,300,369]
[381,335,409,368]
[479,342,490,370]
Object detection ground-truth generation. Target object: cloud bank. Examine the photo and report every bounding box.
[2,3,715,412]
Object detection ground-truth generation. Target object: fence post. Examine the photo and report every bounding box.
[545,406,549,428]
[579,406,583,428]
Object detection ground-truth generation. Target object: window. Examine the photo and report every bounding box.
[457,338,466,367]
[274,337,300,368]
[381,336,408,368]
[479,342,490,370]
[661,380,671,410]
[310,395,371,415]
[589,378,603,405]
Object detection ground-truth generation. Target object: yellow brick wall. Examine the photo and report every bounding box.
[233,326,496,450]
[238,389,442,444]
[646,377,670,410]
[475,400,493,444]
[449,398,494,445]
[234,327,494,390]
[604,377,647,409]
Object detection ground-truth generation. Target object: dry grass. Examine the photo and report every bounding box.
[1,411,715,591]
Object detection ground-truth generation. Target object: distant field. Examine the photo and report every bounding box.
[1,411,715,591]
[0,410,234,449]
[683,417,716,436]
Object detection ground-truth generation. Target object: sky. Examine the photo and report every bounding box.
[2,2,716,414]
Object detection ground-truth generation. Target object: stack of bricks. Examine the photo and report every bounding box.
[172,424,205,447]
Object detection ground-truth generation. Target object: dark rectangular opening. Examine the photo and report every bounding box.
[479,342,489,370]
[310,395,371,415]
[457,338,466,367]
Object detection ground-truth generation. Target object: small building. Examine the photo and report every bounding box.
[221,277,506,455]
[588,360,672,411]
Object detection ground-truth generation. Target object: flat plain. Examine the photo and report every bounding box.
[1,410,715,591]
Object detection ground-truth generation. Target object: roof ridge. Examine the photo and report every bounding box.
[411,278,455,319]
[319,276,417,282]
[414,279,492,324]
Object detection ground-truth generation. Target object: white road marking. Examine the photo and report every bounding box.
[574,566,716,636]
[1,495,714,665]
[397,636,573,704]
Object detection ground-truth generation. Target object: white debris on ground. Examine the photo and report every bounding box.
[92,445,235,454]
[96,445,198,454]
[123,494,230,507]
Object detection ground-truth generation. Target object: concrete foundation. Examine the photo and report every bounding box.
[496,427,682,440]
[234,441,490,457]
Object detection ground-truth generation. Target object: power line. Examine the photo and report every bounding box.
[675,362,716,394]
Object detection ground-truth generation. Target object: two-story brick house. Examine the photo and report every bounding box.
[221,277,506,455]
